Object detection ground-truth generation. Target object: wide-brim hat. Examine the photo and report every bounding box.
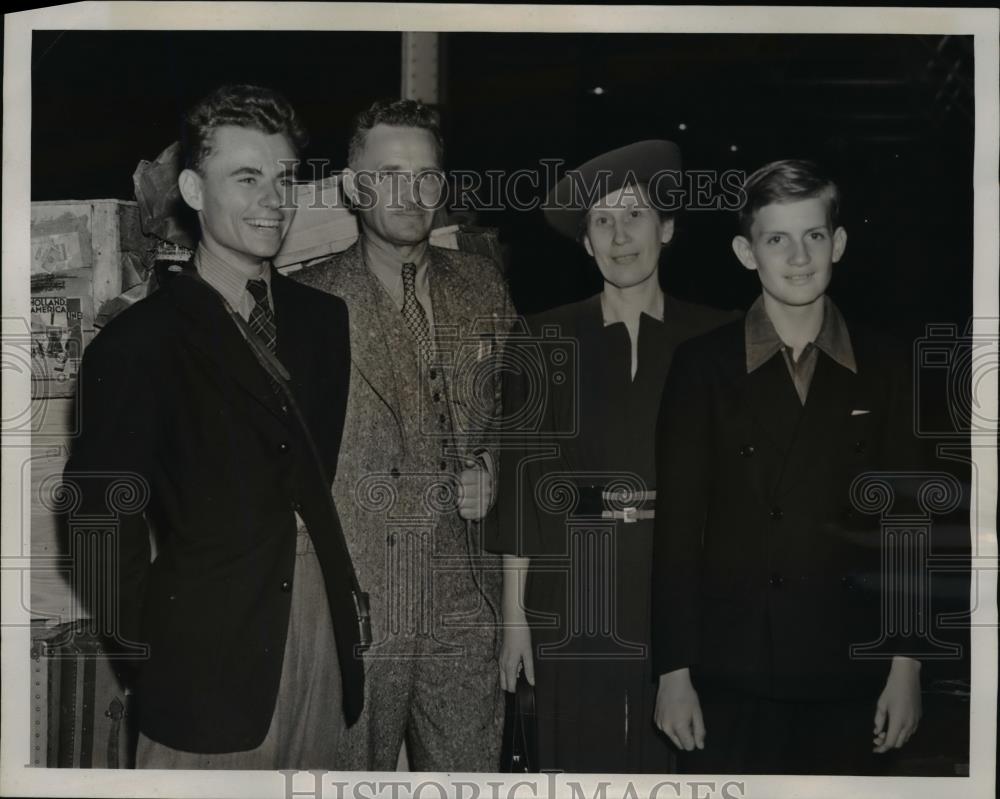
[543,139,683,240]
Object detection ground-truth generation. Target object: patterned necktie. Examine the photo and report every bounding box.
[401,262,433,361]
[246,278,277,354]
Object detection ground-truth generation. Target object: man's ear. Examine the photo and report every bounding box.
[732,235,758,271]
[832,226,848,263]
[341,168,359,206]
[659,216,676,246]
[582,232,594,258]
[178,168,204,212]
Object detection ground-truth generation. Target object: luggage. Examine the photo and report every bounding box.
[30,620,133,768]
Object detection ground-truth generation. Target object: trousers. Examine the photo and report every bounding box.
[136,529,345,769]
[334,631,505,772]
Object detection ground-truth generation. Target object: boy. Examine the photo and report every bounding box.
[650,160,922,774]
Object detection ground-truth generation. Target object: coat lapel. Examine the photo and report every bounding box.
[776,354,858,499]
[166,272,285,419]
[428,247,472,348]
[744,353,805,457]
[271,271,313,398]
[324,244,404,434]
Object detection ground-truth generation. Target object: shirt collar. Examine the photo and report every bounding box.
[362,235,430,295]
[745,294,856,374]
[194,244,271,316]
[600,291,665,327]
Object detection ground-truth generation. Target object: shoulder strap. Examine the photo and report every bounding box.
[175,271,366,603]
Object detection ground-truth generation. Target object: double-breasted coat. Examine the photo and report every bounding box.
[651,318,923,701]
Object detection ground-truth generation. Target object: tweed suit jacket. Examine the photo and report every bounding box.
[292,241,515,656]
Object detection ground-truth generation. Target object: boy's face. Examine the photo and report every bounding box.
[732,195,847,309]
[179,125,297,272]
[583,183,674,291]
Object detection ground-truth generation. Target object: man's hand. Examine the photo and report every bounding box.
[654,668,706,751]
[873,656,922,753]
[458,459,493,520]
[499,620,535,693]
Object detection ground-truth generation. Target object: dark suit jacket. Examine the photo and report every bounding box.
[650,317,922,701]
[63,269,364,753]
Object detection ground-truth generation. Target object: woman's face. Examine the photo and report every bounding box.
[583,183,674,290]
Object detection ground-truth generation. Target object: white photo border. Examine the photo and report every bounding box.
[3,4,997,798]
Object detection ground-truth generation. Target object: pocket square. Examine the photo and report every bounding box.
[851,409,871,416]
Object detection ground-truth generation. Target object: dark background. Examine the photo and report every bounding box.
[32,32,975,768]
[32,30,974,331]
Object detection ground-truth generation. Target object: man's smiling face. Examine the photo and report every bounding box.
[182,124,297,272]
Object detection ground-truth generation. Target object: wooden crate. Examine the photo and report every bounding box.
[30,201,158,399]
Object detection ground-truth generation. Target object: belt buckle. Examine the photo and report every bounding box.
[622,506,638,524]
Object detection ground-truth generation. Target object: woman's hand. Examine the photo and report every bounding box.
[499,621,534,693]
[500,555,534,692]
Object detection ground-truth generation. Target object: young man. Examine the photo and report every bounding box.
[292,98,512,772]
[651,160,922,775]
[63,84,363,769]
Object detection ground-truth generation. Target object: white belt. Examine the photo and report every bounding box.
[601,507,655,523]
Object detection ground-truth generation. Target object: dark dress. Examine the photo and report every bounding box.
[491,292,735,773]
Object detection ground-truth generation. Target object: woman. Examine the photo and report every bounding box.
[492,140,735,773]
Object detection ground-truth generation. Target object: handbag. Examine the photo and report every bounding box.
[501,673,538,772]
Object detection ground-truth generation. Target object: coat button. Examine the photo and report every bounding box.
[280,403,289,414]
[769,573,784,588]
[433,392,441,402]
[390,467,400,479]
[769,507,784,521]
[739,444,755,457]
[280,579,292,592]
[279,442,290,453]
[854,440,866,454]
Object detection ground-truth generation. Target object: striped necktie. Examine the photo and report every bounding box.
[401,262,433,361]
[246,278,277,354]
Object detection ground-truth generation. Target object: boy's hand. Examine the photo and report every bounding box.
[873,656,922,753]
[654,668,706,751]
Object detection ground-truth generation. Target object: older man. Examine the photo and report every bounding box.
[293,98,511,772]
[64,84,363,769]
